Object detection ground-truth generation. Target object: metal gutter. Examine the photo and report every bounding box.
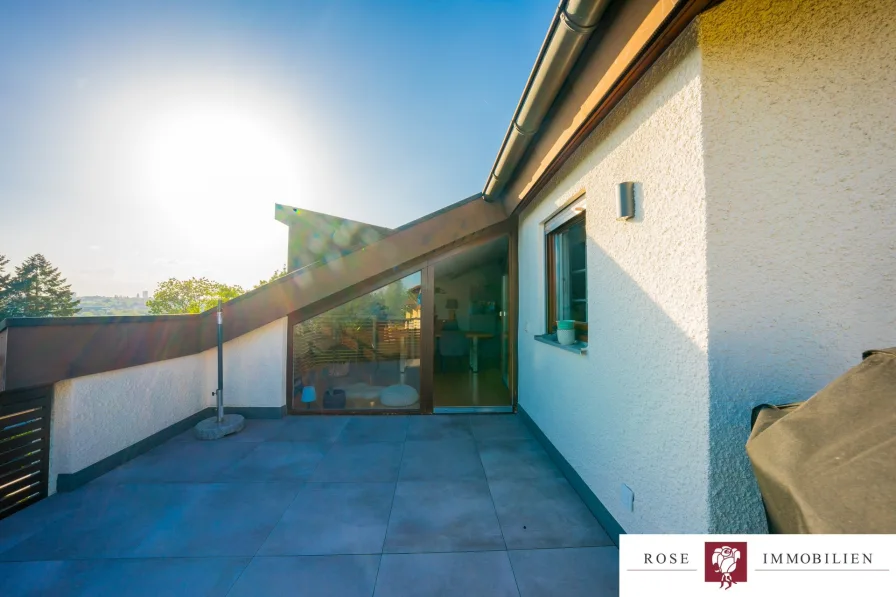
[483,0,611,202]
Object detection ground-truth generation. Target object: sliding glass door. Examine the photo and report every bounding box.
[430,235,512,412]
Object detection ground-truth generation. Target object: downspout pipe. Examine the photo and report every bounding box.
[483,0,610,202]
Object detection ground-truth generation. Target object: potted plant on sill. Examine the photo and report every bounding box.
[557,320,576,345]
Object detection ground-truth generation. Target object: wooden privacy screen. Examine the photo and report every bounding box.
[0,385,52,521]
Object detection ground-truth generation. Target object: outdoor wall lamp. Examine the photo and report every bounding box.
[616,182,637,220]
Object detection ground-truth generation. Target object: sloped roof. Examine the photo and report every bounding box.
[274,203,393,237]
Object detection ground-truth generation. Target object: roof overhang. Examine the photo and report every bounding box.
[486,0,720,216]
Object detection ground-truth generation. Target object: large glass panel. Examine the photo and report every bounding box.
[291,272,422,412]
[433,236,511,409]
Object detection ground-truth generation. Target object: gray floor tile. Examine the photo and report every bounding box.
[258,482,394,555]
[227,555,380,597]
[271,417,349,443]
[338,416,409,443]
[478,440,562,480]
[0,490,85,555]
[1,484,200,560]
[510,547,619,597]
[490,478,613,549]
[0,557,248,597]
[95,441,258,484]
[310,442,403,482]
[406,416,473,441]
[400,439,485,481]
[468,416,533,442]
[132,482,301,557]
[375,551,520,597]
[218,442,327,481]
[3,483,299,560]
[384,480,504,553]
[1,414,612,596]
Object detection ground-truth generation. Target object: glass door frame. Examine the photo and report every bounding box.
[285,219,517,415]
[419,226,517,414]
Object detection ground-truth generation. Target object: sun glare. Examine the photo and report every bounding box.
[120,87,325,284]
[136,100,305,222]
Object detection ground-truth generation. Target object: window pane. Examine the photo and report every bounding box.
[291,271,422,412]
[552,216,587,325]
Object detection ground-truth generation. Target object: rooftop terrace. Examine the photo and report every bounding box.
[0,414,618,597]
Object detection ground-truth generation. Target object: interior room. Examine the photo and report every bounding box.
[432,235,511,409]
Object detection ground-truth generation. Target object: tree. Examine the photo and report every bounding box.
[0,254,11,320]
[4,254,80,318]
[381,278,413,319]
[146,277,245,314]
[254,265,288,289]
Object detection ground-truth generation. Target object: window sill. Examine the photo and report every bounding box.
[534,334,588,355]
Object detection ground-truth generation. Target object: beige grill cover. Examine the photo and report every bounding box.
[746,348,896,533]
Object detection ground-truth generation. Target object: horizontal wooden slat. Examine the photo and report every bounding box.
[0,491,42,519]
[0,386,51,521]
[0,430,46,458]
[0,418,46,442]
[0,458,42,483]
[0,474,42,504]
[0,406,46,429]
[0,397,50,417]
[0,440,44,466]
[0,434,44,460]
[0,492,44,520]
[0,466,41,492]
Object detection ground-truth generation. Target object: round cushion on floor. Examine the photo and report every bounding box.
[380,384,419,407]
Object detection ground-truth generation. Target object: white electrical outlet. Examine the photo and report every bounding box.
[621,484,634,512]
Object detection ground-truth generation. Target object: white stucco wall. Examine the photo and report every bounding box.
[517,27,711,533]
[205,317,289,409]
[49,351,207,494]
[699,0,896,532]
[48,316,288,493]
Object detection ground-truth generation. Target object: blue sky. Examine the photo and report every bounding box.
[0,0,552,296]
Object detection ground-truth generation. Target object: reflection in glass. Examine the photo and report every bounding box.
[291,272,422,412]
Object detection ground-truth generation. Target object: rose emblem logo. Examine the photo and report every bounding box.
[704,542,747,588]
[712,546,741,589]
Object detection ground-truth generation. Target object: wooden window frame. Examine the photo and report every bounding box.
[545,205,587,342]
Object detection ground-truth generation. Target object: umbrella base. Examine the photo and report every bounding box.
[194,414,245,440]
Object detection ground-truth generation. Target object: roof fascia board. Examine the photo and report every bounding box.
[500,0,715,216]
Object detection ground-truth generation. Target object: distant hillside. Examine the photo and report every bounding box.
[76,296,150,316]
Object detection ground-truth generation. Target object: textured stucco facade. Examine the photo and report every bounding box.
[208,317,289,409]
[700,0,896,532]
[48,351,208,494]
[48,317,287,493]
[517,26,711,534]
[517,0,895,534]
